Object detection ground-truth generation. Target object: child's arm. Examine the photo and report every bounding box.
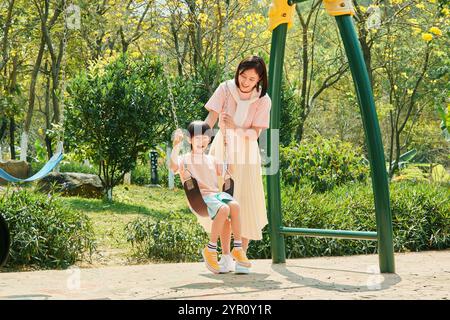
[169,129,184,173]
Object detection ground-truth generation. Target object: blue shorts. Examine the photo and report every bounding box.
[202,192,235,220]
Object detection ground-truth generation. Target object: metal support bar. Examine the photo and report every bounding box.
[267,23,288,264]
[335,15,395,273]
[280,227,378,240]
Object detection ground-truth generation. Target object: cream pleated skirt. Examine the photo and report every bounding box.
[195,129,268,240]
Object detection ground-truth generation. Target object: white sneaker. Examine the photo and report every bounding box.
[219,254,235,273]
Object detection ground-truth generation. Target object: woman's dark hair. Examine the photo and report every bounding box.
[234,56,268,98]
[187,121,212,139]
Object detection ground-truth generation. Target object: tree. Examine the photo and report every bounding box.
[65,54,172,201]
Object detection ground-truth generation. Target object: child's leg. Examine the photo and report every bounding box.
[242,238,250,253]
[227,200,251,268]
[227,201,242,242]
[219,220,232,255]
[203,205,230,274]
[210,205,230,243]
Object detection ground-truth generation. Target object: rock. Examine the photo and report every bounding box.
[36,172,104,199]
[0,161,31,185]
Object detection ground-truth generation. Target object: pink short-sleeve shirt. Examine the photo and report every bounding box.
[173,153,224,196]
[205,81,272,129]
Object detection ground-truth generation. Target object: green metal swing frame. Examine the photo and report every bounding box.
[266,0,395,273]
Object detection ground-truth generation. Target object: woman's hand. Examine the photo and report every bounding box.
[220,112,236,129]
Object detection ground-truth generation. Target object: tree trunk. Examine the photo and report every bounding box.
[9,116,15,160]
[21,35,46,161]
[0,0,15,73]
[44,66,53,158]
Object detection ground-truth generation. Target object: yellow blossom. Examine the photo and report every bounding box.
[416,3,425,10]
[130,51,141,59]
[421,33,433,41]
[429,27,442,36]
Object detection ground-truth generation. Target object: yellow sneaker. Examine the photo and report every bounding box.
[231,248,251,268]
[202,247,220,274]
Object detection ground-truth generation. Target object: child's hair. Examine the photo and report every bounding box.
[187,121,212,139]
[234,55,268,98]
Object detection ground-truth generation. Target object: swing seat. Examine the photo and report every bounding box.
[183,174,235,218]
[223,176,234,196]
[183,176,209,217]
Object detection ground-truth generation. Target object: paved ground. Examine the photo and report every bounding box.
[0,250,448,300]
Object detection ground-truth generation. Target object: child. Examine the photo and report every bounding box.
[169,121,251,274]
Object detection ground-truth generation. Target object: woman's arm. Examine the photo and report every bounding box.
[204,110,219,129]
[235,127,265,140]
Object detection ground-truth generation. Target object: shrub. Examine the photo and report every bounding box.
[280,136,370,192]
[65,53,172,201]
[0,189,96,269]
[31,160,97,176]
[125,214,207,262]
[131,164,151,185]
[247,181,449,258]
[124,181,448,262]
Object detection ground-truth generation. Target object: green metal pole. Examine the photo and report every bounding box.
[267,23,288,264]
[280,227,377,240]
[335,15,395,273]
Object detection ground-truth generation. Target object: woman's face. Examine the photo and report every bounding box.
[238,68,260,93]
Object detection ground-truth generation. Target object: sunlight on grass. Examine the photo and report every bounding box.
[58,184,192,265]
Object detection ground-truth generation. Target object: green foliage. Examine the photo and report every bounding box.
[280,136,370,192]
[431,164,450,183]
[31,160,97,176]
[0,189,96,269]
[124,181,448,262]
[168,76,210,136]
[65,54,172,200]
[247,181,449,259]
[280,81,301,146]
[393,163,450,185]
[393,165,429,183]
[125,214,208,262]
[130,164,150,185]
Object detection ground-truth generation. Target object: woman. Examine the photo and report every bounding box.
[199,56,271,272]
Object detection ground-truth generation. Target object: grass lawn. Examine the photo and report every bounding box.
[59,184,191,267]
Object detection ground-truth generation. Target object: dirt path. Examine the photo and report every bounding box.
[0,250,448,300]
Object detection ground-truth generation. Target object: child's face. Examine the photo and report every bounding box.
[189,134,210,153]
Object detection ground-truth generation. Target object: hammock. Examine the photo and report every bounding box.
[0,152,63,183]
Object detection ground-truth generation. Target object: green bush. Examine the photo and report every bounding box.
[125,181,449,262]
[31,160,97,175]
[65,53,172,201]
[0,189,96,269]
[131,164,151,185]
[280,136,369,192]
[131,163,182,188]
[125,214,207,262]
[247,181,449,259]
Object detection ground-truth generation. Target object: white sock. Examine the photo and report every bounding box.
[207,242,217,252]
